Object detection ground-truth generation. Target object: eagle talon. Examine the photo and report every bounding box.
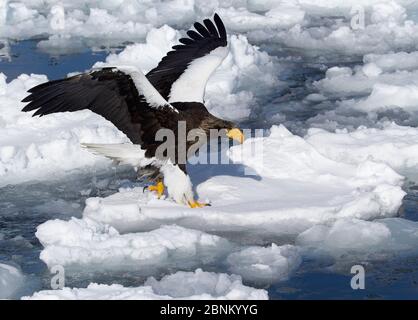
[145,181,165,199]
[188,200,210,208]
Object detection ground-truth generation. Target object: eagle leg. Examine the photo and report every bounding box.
[188,200,211,208]
[144,180,165,199]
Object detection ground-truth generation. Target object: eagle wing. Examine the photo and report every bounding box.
[22,67,179,154]
[146,13,228,104]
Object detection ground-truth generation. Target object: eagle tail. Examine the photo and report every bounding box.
[81,143,146,167]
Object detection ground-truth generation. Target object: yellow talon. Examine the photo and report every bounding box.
[147,181,165,199]
[188,200,210,208]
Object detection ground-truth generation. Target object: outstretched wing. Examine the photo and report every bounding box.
[146,13,228,104]
[21,67,179,150]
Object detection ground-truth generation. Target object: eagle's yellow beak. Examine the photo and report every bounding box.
[226,128,244,144]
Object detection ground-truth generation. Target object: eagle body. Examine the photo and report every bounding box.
[21,14,244,207]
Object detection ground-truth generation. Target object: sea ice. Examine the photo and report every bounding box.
[306,122,418,175]
[296,217,418,258]
[24,269,268,300]
[36,219,232,272]
[227,244,302,284]
[74,125,405,238]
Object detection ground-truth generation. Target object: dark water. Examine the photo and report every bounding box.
[0,40,417,300]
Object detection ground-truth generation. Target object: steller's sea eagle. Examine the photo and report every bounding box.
[21,14,244,208]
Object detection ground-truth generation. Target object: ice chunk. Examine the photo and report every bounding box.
[24,269,268,300]
[36,218,232,271]
[296,217,418,257]
[364,51,418,73]
[0,73,129,186]
[227,244,301,284]
[306,122,418,173]
[310,49,418,128]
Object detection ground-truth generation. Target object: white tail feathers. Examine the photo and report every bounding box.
[81,143,147,167]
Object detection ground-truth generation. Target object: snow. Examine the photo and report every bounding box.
[0,263,25,299]
[24,269,268,300]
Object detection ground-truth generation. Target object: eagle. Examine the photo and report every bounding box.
[21,14,244,208]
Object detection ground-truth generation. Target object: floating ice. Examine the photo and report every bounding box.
[0,263,25,299]
[2,0,418,58]
[80,125,405,238]
[296,217,418,258]
[307,49,418,130]
[306,122,418,174]
[36,218,232,272]
[24,269,268,300]
[0,73,128,186]
[227,244,302,284]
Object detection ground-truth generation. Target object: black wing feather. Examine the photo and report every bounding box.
[194,22,211,38]
[186,30,203,41]
[22,68,178,148]
[203,19,218,37]
[214,13,226,39]
[146,13,227,100]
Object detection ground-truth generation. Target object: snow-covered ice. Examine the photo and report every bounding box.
[79,125,405,238]
[36,219,232,272]
[24,269,268,300]
[306,122,418,176]
[0,73,128,186]
[296,217,418,258]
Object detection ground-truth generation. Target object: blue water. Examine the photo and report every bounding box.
[0,40,417,300]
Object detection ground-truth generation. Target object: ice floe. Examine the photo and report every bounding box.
[30,123,410,287]
[2,0,418,57]
[306,122,418,175]
[24,269,268,300]
[36,219,232,272]
[227,244,302,285]
[296,217,418,258]
[0,73,128,186]
[75,125,405,240]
